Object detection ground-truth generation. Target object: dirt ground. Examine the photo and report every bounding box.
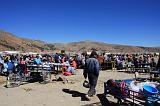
[0,70,149,106]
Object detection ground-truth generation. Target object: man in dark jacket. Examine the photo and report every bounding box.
[83,50,100,100]
[156,55,160,68]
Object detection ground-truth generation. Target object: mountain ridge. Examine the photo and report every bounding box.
[0,31,160,53]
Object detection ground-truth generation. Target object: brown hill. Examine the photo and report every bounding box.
[0,31,160,53]
[0,31,55,52]
[53,41,160,53]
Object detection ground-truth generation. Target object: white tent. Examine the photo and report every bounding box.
[2,51,20,54]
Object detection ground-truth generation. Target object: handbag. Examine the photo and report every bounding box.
[83,80,90,88]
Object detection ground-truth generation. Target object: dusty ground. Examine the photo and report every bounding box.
[0,70,149,106]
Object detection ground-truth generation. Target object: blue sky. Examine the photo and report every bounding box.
[0,0,160,47]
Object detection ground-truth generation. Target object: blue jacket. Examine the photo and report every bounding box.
[84,58,100,77]
[7,61,15,70]
[34,58,42,65]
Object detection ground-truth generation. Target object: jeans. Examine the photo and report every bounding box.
[87,73,98,96]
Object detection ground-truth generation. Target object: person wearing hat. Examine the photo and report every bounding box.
[83,50,100,100]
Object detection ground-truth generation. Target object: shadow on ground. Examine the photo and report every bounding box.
[62,89,89,101]
[81,94,117,106]
[4,78,44,88]
[62,89,117,106]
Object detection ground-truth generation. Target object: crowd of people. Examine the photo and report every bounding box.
[0,52,159,75]
[101,53,159,70]
[0,51,160,101]
[0,53,79,77]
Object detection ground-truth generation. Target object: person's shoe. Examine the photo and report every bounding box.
[85,94,91,101]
